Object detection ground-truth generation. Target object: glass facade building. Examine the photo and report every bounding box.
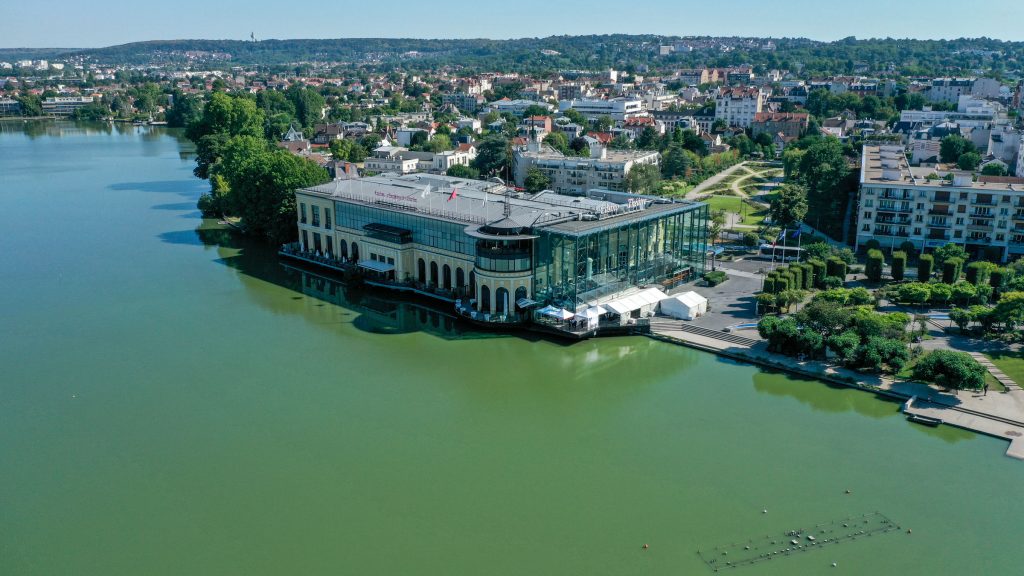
[533,205,708,311]
[290,174,709,323]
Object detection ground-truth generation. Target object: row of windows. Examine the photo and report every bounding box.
[298,202,332,229]
[336,202,473,256]
[864,225,1010,243]
[866,211,1012,228]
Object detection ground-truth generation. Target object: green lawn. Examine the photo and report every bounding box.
[983,351,1024,390]
[702,195,768,226]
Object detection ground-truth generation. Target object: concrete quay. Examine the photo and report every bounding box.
[649,319,1024,460]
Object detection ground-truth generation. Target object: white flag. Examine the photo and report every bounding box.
[421,184,431,198]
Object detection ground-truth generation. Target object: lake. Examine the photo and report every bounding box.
[0,120,1020,575]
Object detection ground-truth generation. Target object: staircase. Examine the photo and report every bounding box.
[649,318,760,347]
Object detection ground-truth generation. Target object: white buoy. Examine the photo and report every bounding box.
[832,562,837,567]
[763,509,768,514]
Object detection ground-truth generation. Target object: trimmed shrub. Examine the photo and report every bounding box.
[789,266,803,291]
[775,274,791,293]
[863,239,881,252]
[965,261,993,286]
[809,259,827,288]
[891,250,907,282]
[763,274,778,294]
[705,270,728,286]
[899,240,916,257]
[822,276,843,289]
[991,267,1008,295]
[865,249,884,282]
[918,253,934,282]
[797,263,814,290]
[942,257,963,284]
[826,257,847,280]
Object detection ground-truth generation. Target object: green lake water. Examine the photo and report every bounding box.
[0,121,1020,574]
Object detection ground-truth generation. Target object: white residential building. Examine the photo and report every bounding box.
[488,99,553,117]
[513,143,660,195]
[714,87,766,128]
[557,97,644,121]
[857,144,1024,262]
[928,78,974,103]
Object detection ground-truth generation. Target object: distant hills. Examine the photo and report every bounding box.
[3,36,1022,74]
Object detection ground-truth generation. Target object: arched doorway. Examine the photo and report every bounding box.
[456,268,465,290]
[495,287,509,315]
[339,239,348,259]
[442,264,452,290]
[515,286,527,306]
[350,242,359,262]
[430,261,439,287]
[417,259,426,283]
[480,285,490,313]
[469,271,476,294]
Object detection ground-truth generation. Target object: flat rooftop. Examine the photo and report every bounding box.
[861,144,1024,192]
[517,146,659,165]
[300,173,701,235]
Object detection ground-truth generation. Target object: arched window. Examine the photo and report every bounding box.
[480,285,491,312]
[515,286,527,304]
[469,271,476,294]
[495,287,509,315]
[417,259,426,283]
[339,239,348,259]
[442,264,452,290]
[456,267,465,289]
[430,261,439,286]
[351,242,359,261]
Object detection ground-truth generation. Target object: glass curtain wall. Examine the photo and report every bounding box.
[532,205,708,311]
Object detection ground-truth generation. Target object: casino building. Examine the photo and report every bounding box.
[283,173,708,332]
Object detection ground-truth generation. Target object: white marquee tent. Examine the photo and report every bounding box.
[659,291,708,320]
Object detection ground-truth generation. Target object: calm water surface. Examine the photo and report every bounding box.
[1,121,1021,575]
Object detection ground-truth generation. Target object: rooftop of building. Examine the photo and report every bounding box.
[861,144,1024,191]
[515,144,658,165]
[299,173,699,237]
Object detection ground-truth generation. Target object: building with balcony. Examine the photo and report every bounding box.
[286,174,707,330]
[512,143,660,195]
[714,87,766,128]
[41,96,94,116]
[857,144,1024,262]
[557,97,645,122]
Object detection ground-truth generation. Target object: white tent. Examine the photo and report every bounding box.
[604,287,668,317]
[659,291,708,320]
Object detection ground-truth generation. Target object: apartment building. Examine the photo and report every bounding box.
[750,112,809,139]
[513,143,660,195]
[557,98,644,122]
[714,87,765,128]
[857,144,1024,262]
[42,96,94,116]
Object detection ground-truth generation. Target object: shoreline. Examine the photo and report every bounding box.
[647,328,1024,460]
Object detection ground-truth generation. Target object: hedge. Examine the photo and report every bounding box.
[809,259,826,288]
[891,250,906,282]
[942,257,963,284]
[918,254,934,282]
[826,257,847,280]
[865,249,884,282]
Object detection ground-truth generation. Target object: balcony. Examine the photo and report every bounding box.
[970,211,994,219]
[928,221,951,229]
[877,204,913,213]
[968,224,994,232]
[972,197,996,206]
[876,217,911,225]
[928,232,950,241]
[874,227,910,238]
[1013,211,1024,221]
[928,208,952,216]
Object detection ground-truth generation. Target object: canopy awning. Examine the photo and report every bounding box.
[538,305,575,320]
[579,306,607,319]
[358,260,396,273]
[516,297,539,310]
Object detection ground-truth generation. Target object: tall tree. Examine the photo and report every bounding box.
[769,183,809,228]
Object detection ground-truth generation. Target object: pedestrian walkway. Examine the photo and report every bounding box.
[968,352,1021,391]
[649,319,758,348]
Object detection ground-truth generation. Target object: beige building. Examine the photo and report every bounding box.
[857,144,1024,262]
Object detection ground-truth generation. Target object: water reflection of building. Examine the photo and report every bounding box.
[284,173,707,334]
[287,265,469,339]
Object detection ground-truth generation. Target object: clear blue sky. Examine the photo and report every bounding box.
[4,0,1023,48]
